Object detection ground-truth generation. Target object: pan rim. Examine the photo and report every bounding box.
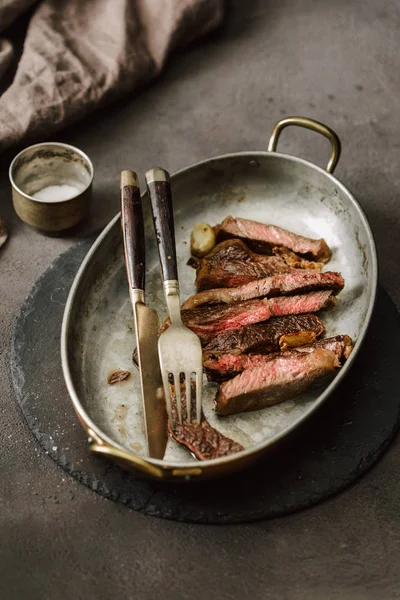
[61,150,378,472]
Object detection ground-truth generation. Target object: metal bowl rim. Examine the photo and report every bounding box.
[9,141,94,204]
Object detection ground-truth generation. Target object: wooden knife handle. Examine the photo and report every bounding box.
[146,168,178,282]
[120,170,145,291]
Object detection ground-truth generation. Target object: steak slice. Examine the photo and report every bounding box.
[170,420,244,460]
[179,290,334,338]
[193,239,321,290]
[202,314,325,355]
[204,335,353,381]
[272,246,324,269]
[215,216,331,263]
[215,348,340,415]
[168,382,243,460]
[182,270,344,310]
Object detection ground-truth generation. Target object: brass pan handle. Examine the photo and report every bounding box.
[88,430,204,480]
[268,116,341,174]
[87,429,165,479]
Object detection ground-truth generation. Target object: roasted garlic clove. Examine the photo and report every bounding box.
[190,222,216,257]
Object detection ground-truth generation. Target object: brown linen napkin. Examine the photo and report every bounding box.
[0,0,224,153]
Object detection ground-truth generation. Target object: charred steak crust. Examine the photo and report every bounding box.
[271,246,323,270]
[194,239,292,290]
[215,348,341,416]
[214,216,331,263]
[169,420,244,460]
[202,314,326,355]
[182,270,344,310]
[194,239,321,290]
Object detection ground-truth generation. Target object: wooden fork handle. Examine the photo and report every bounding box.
[120,170,145,292]
[146,168,178,283]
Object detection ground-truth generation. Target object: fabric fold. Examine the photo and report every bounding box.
[0,0,224,152]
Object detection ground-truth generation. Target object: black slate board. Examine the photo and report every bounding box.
[10,239,400,524]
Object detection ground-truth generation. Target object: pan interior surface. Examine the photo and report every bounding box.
[64,153,376,468]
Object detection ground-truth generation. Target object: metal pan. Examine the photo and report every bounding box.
[61,116,378,481]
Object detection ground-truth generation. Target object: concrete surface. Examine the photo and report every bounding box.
[1,0,400,598]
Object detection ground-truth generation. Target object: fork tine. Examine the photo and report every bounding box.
[185,373,191,422]
[174,372,182,424]
[162,370,173,426]
[196,372,202,422]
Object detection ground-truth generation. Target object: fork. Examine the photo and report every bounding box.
[145,167,203,425]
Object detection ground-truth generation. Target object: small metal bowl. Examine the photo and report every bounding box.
[9,142,94,234]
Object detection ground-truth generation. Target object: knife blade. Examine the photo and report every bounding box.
[120,170,168,460]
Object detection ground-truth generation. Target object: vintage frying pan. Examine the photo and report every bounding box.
[61,117,377,481]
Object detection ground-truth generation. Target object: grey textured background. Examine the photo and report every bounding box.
[1,1,400,598]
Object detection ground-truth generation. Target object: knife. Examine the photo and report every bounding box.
[120,170,168,459]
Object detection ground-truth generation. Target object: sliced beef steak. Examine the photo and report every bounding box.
[170,420,244,460]
[204,335,353,381]
[202,314,325,355]
[168,382,243,459]
[182,270,344,310]
[179,290,334,338]
[215,216,331,263]
[272,246,324,269]
[192,239,321,290]
[215,348,340,415]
